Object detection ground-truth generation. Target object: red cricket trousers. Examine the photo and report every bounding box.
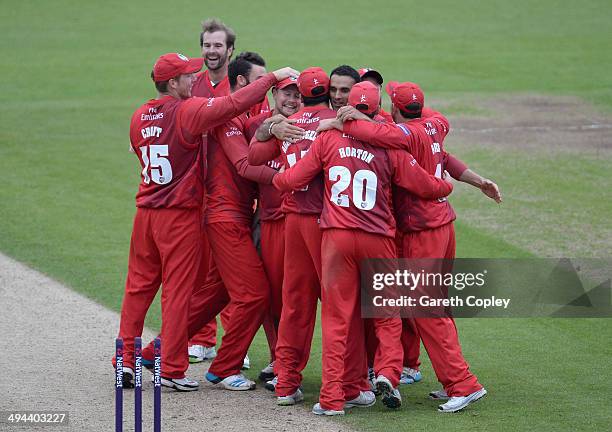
[319,229,402,411]
[118,207,200,379]
[274,213,321,396]
[402,222,483,396]
[260,217,285,360]
[142,221,269,378]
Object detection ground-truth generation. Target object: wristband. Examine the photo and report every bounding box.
[268,121,276,137]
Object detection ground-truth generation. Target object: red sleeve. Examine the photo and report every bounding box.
[343,119,418,152]
[214,119,277,185]
[178,73,277,136]
[248,135,281,166]
[389,149,453,199]
[444,152,469,179]
[272,136,323,192]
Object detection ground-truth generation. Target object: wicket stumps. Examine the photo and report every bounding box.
[115,337,161,432]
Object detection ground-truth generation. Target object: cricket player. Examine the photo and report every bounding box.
[187,17,234,363]
[189,19,269,365]
[329,65,361,111]
[173,55,283,391]
[272,81,454,415]
[117,52,298,391]
[248,67,336,405]
[243,77,303,382]
[357,67,393,122]
[330,81,499,412]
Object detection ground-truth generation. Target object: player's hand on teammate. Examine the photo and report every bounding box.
[316,118,342,132]
[271,119,305,142]
[272,67,300,81]
[336,106,373,123]
[480,179,502,203]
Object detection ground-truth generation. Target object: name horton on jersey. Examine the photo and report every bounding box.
[338,143,375,163]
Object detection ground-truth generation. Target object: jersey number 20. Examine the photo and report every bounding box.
[139,145,173,185]
[329,166,377,210]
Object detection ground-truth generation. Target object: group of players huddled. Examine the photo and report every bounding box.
[115,18,502,416]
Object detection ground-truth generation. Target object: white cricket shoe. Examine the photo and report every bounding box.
[374,375,402,409]
[188,345,217,363]
[429,389,450,400]
[368,367,380,395]
[399,367,422,385]
[277,389,304,406]
[259,361,275,381]
[120,367,135,388]
[345,391,376,408]
[265,376,277,392]
[312,403,345,416]
[242,354,250,370]
[160,376,199,392]
[219,374,256,391]
[438,388,487,413]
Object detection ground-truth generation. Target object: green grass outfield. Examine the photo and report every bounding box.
[1,1,611,431]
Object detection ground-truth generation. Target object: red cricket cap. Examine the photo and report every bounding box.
[276,76,299,90]
[297,67,330,97]
[348,81,380,115]
[386,81,424,114]
[358,67,383,85]
[152,53,204,82]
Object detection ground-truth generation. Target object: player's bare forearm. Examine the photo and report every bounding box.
[459,169,502,203]
[255,114,284,141]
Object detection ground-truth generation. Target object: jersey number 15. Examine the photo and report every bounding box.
[139,145,173,185]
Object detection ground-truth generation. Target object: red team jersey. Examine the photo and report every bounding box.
[343,111,459,232]
[192,69,270,115]
[192,70,230,98]
[272,129,453,237]
[128,73,278,210]
[206,112,277,225]
[244,112,286,222]
[250,106,337,215]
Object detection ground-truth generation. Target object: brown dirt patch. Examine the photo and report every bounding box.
[433,93,612,154]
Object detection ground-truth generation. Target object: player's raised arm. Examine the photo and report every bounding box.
[389,149,453,200]
[180,67,299,136]
[214,119,277,184]
[272,134,324,192]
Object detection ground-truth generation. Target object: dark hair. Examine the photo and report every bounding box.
[228,58,253,89]
[399,102,422,119]
[150,71,169,93]
[200,18,236,49]
[236,51,266,67]
[303,94,330,106]
[228,51,267,89]
[329,64,360,83]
